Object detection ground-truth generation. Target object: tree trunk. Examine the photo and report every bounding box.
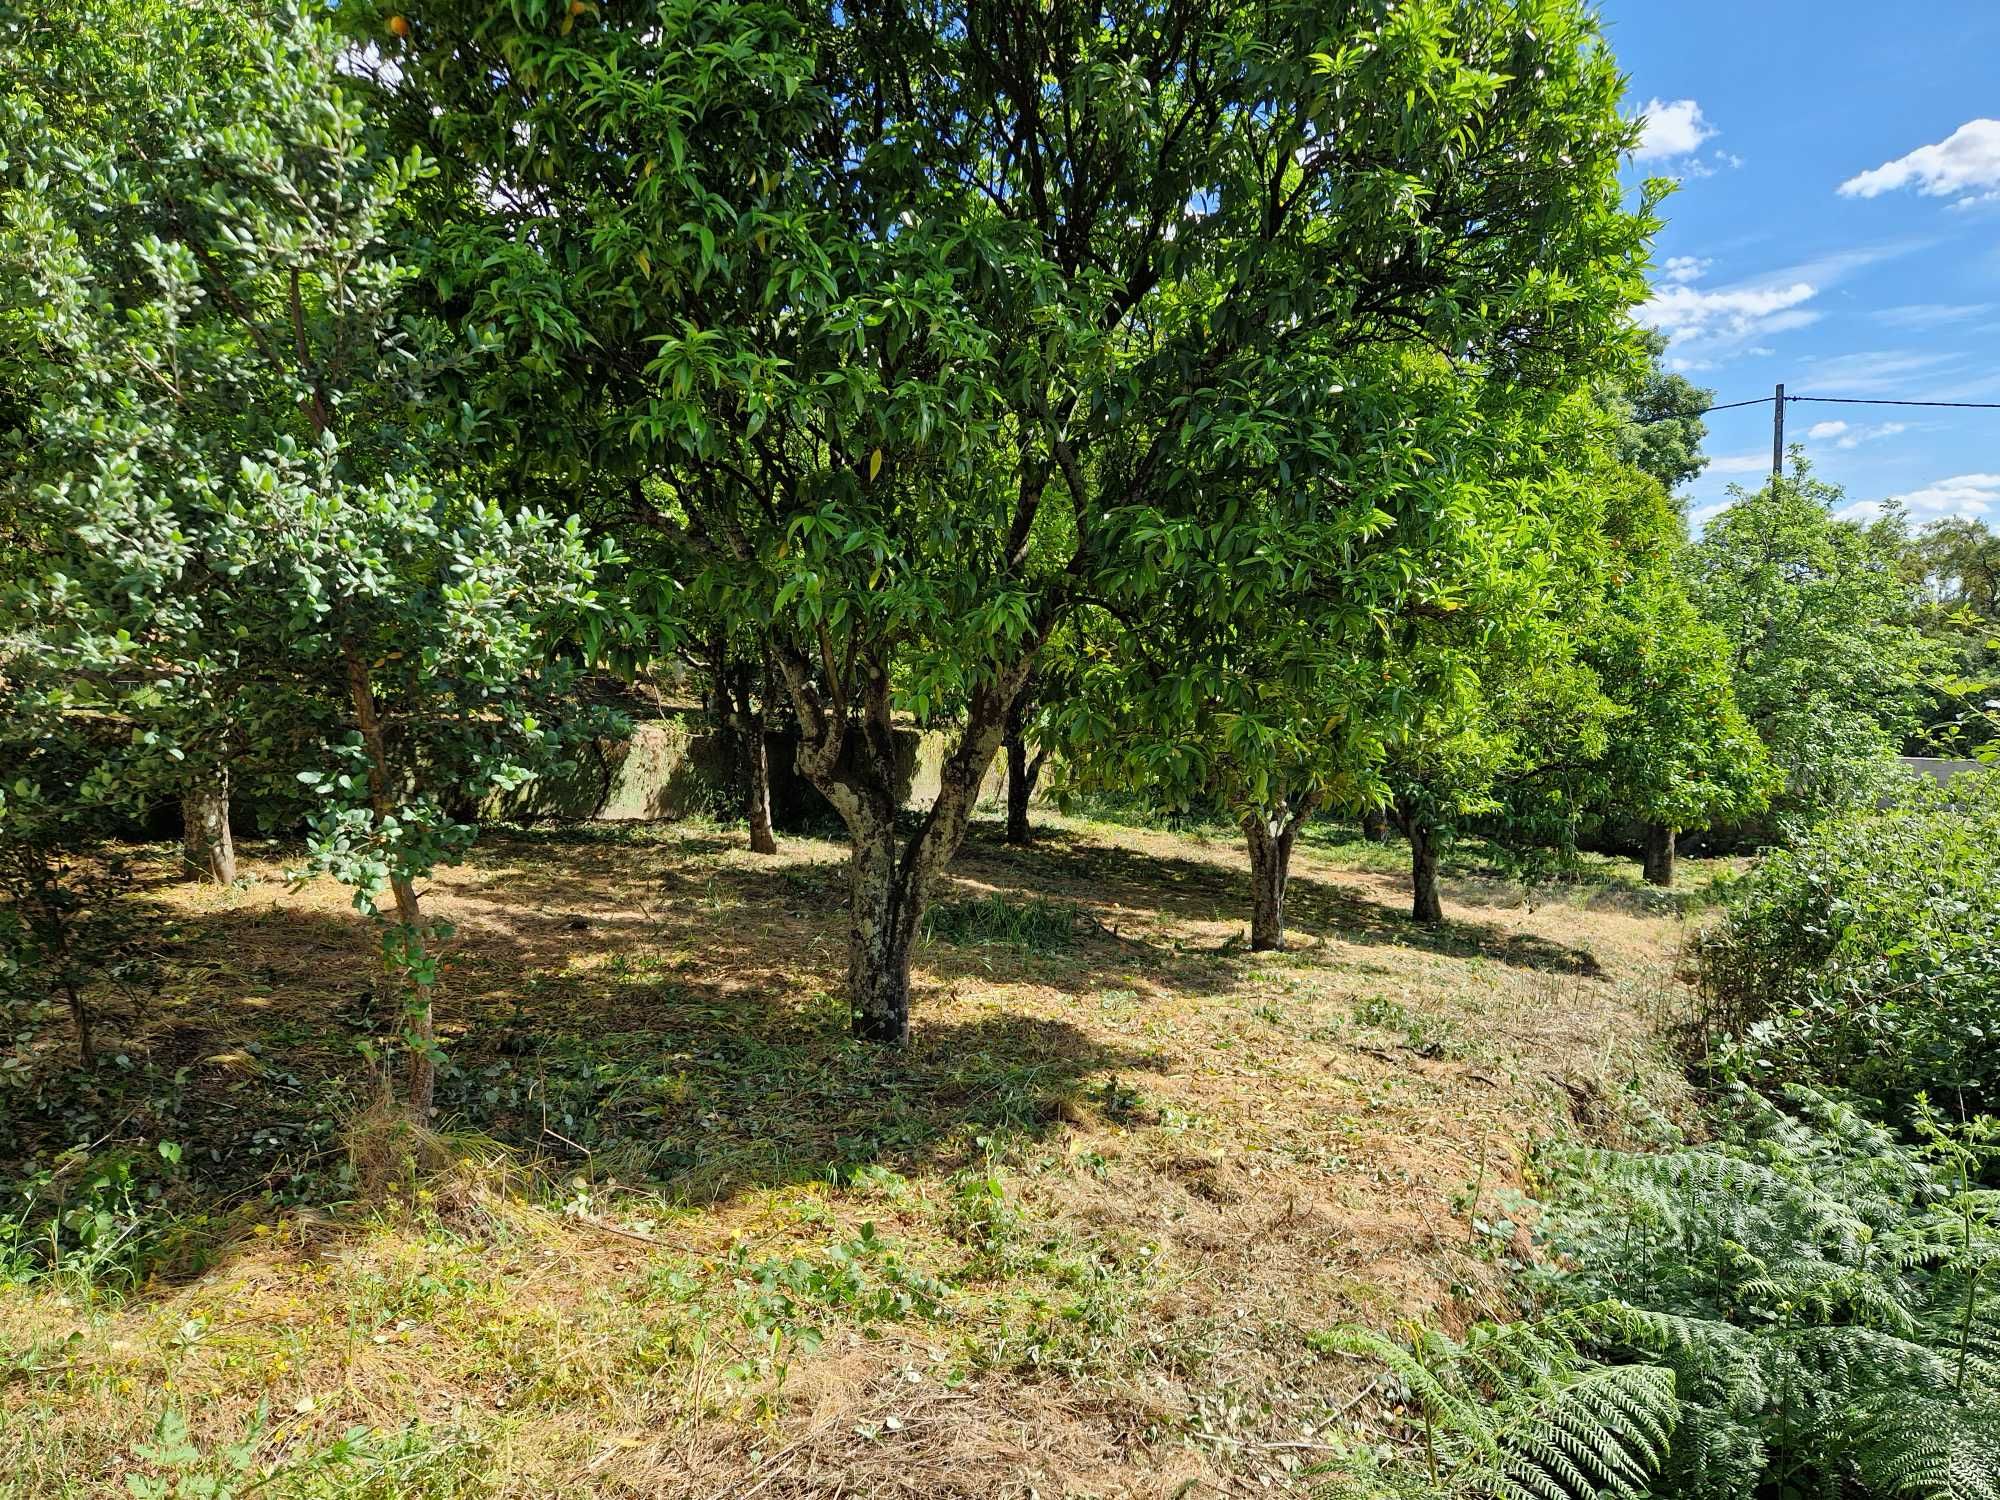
[1360,807,1390,844]
[181,767,236,884]
[745,726,779,855]
[345,647,436,1116]
[1409,818,1443,926]
[846,811,921,1044]
[1244,815,1299,951]
[1004,742,1047,845]
[1642,823,1677,888]
[726,656,779,854]
[769,640,1031,1044]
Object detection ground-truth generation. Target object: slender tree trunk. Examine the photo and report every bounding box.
[181,766,236,885]
[1004,743,1047,845]
[1360,807,1390,844]
[739,660,779,855]
[64,978,93,1068]
[1642,823,1677,888]
[745,724,778,855]
[1409,817,1443,926]
[345,647,436,1116]
[1244,820,1294,951]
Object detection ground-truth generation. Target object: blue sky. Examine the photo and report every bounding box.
[1598,1,2000,526]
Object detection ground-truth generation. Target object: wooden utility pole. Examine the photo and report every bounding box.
[1771,383,1785,477]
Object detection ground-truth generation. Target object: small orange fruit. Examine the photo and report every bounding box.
[569,0,586,13]
[386,13,411,38]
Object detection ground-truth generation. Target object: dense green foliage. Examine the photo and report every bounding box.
[1313,1306,1679,1499]
[0,1,614,1108]
[1542,1090,2000,1500]
[1325,1091,2000,1500]
[1692,772,2000,1124]
[1900,515,2000,757]
[1686,461,1940,824]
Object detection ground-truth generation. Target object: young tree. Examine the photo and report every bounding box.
[1899,515,2000,758]
[1598,329,1713,494]
[375,0,1652,1035]
[0,2,613,1113]
[1579,466,1775,885]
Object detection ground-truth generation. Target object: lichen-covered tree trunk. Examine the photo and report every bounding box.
[1642,823,1677,888]
[345,647,436,1116]
[1409,817,1443,925]
[772,642,1031,1044]
[1243,805,1306,951]
[181,766,236,884]
[845,809,922,1043]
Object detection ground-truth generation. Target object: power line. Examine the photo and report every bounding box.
[1785,395,2000,411]
[1679,393,2000,418]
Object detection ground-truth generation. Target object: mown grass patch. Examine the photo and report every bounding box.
[920,893,1078,953]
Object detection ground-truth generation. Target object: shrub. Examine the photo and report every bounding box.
[1536,1088,2000,1500]
[1690,772,2000,1123]
[1322,1090,2000,1500]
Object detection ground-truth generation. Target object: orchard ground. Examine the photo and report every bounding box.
[2,813,1718,1498]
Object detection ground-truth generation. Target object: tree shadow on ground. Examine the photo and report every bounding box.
[11,844,1167,1303]
[959,824,1605,978]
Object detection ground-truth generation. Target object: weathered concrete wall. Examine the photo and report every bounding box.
[495,716,991,829]
[1895,756,1989,787]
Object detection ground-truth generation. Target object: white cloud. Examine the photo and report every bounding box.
[1804,418,1908,450]
[1643,242,1923,370]
[1640,278,1819,348]
[1709,452,1777,475]
[1840,119,2000,206]
[1874,302,1997,330]
[1881,473,2000,518]
[1797,348,1960,395]
[1633,99,1716,162]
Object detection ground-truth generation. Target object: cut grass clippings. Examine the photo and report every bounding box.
[1,810,1707,1497]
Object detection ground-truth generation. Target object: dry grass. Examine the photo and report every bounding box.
[0,811,1708,1497]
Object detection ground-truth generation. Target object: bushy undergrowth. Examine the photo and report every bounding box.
[1691,772,2000,1124]
[1323,1089,2000,1500]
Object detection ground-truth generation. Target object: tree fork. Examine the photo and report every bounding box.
[771,634,1036,1043]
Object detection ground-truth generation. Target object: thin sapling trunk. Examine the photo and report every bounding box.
[345,646,437,1116]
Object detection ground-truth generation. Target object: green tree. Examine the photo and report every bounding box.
[369,0,1654,1029]
[1685,456,1939,826]
[1598,328,1713,493]
[1579,464,1774,886]
[1901,515,2000,757]
[1371,412,1622,925]
[0,1,613,1112]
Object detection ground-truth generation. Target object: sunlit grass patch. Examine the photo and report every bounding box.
[920,893,1078,953]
